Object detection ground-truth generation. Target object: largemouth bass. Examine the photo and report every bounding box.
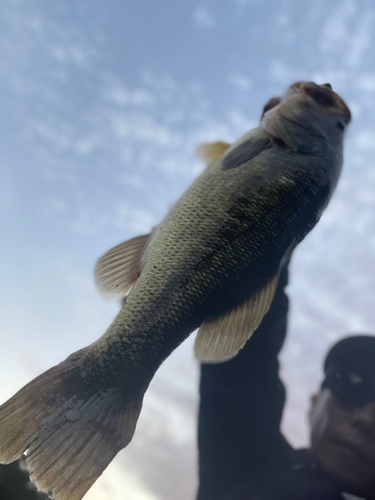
[0,82,351,500]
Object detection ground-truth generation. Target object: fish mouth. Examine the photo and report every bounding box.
[288,81,351,123]
[289,81,335,106]
[261,81,351,143]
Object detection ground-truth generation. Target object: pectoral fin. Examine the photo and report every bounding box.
[222,137,272,171]
[195,274,279,363]
[196,141,231,165]
[95,233,151,298]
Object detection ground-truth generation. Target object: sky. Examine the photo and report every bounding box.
[1,0,375,498]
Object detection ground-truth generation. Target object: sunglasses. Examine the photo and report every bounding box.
[322,370,375,408]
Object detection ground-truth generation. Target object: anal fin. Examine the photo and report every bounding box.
[195,274,279,363]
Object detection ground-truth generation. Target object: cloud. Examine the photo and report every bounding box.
[193,6,215,28]
[228,73,253,91]
[319,0,373,67]
[115,205,158,233]
[356,74,375,92]
[269,60,298,85]
[354,129,375,152]
[86,462,159,500]
[320,0,356,46]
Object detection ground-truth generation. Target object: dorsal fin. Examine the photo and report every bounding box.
[195,274,279,363]
[94,233,151,298]
[196,141,231,166]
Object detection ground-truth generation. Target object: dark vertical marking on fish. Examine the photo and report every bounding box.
[222,138,272,171]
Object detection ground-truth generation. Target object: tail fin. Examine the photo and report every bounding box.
[0,349,143,500]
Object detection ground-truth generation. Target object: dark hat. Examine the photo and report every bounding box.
[324,335,375,379]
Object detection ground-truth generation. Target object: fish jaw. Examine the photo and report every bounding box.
[261,81,351,155]
[289,81,351,123]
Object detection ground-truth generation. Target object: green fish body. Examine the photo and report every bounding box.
[0,82,351,500]
[93,129,334,378]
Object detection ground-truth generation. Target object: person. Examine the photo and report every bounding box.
[0,458,48,500]
[197,266,375,500]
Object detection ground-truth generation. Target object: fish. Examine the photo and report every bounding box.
[0,81,350,500]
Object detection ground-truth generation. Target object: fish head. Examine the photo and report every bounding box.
[261,82,351,154]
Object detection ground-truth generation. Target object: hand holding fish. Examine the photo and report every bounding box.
[0,82,350,500]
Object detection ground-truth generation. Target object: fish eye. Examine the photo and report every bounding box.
[337,121,345,131]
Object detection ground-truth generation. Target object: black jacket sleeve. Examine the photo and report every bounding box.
[0,459,48,500]
[197,267,293,500]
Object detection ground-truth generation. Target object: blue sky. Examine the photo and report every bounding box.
[2,0,375,498]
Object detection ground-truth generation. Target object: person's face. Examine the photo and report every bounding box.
[309,388,375,497]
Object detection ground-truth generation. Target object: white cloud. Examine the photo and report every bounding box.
[276,13,290,27]
[47,197,69,214]
[193,6,215,28]
[346,15,372,67]
[319,0,373,67]
[320,0,356,48]
[269,60,298,85]
[356,74,375,92]
[85,462,159,500]
[228,108,256,134]
[354,130,375,152]
[228,73,253,91]
[102,79,155,107]
[115,205,158,234]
